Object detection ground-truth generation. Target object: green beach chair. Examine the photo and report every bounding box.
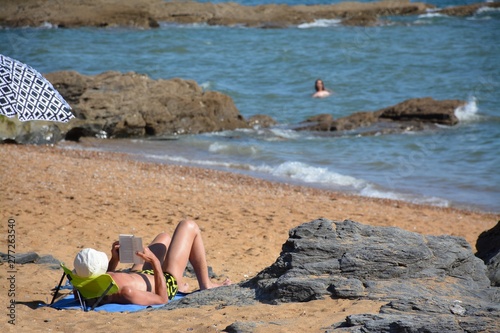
[51,263,119,311]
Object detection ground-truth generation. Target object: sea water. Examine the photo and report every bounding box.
[1,1,499,212]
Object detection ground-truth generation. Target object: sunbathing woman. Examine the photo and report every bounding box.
[73,219,231,305]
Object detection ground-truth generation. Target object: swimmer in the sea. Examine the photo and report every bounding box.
[312,79,331,98]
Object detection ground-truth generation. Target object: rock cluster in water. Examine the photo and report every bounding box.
[1,0,498,29]
[0,71,466,144]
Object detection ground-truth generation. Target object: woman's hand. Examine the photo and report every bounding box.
[135,247,160,266]
[111,241,120,261]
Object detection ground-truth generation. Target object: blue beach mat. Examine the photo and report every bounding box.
[50,292,187,312]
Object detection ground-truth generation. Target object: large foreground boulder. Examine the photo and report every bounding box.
[162,219,499,332]
[0,71,248,144]
[476,221,500,287]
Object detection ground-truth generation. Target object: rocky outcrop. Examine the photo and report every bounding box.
[4,0,497,29]
[161,219,499,332]
[476,221,500,287]
[439,2,500,17]
[297,97,465,134]
[0,68,467,144]
[0,0,162,29]
[0,71,249,144]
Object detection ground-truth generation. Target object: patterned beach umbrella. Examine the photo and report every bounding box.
[0,54,74,122]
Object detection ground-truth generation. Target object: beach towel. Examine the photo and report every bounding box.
[50,292,187,312]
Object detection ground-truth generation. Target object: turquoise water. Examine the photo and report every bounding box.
[1,2,499,212]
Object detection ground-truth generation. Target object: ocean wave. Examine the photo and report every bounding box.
[199,81,213,90]
[414,10,449,25]
[477,6,500,15]
[418,12,449,19]
[143,153,251,170]
[455,97,481,122]
[251,161,452,208]
[39,22,57,29]
[233,127,307,141]
[360,184,450,207]
[298,19,342,29]
[268,128,302,140]
[208,141,259,155]
[56,142,460,210]
[159,22,212,29]
[254,161,366,188]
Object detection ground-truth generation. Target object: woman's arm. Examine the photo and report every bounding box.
[136,247,168,304]
[107,241,120,272]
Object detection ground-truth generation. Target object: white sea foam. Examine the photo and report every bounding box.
[57,143,458,210]
[268,128,301,140]
[477,6,500,14]
[143,153,247,170]
[250,161,451,207]
[257,161,366,188]
[208,142,230,153]
[418,12,447,19]
[455,97,480,122]
[298,19,342,29]
[208,142,259,155]
[159,22,210,29]
[39,21,57,29]
[199,81,212,90]
[359,184,450,207]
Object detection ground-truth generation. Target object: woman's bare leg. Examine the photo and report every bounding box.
[165,219,230,290]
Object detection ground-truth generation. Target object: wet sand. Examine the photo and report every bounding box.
[0,143,497,332]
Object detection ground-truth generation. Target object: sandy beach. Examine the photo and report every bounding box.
[1,142,498,332]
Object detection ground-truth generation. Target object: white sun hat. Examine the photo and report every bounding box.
[73,248,109,278]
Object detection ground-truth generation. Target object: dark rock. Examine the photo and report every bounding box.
[341,13,379,27]
[158,284,256,310]
[223,321,260,333]
[247,114,277,129]
[476,221,500,286]
[16,252,41,264]
[244,219,490,302]
[37,255,62,268]
[0,252,60,268]
[378,97,462,125]
[0,251,40,264]
[240,219,499,332]
[297,97,465,134]
[0,117,65,145]
[331,110,381,132]
[299,114,334,131]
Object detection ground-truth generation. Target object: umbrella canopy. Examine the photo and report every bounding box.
[0,54,74,122]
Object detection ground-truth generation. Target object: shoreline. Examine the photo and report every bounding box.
[2,143,498,247]
[60,137,499,216]
[1,143,498,331]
